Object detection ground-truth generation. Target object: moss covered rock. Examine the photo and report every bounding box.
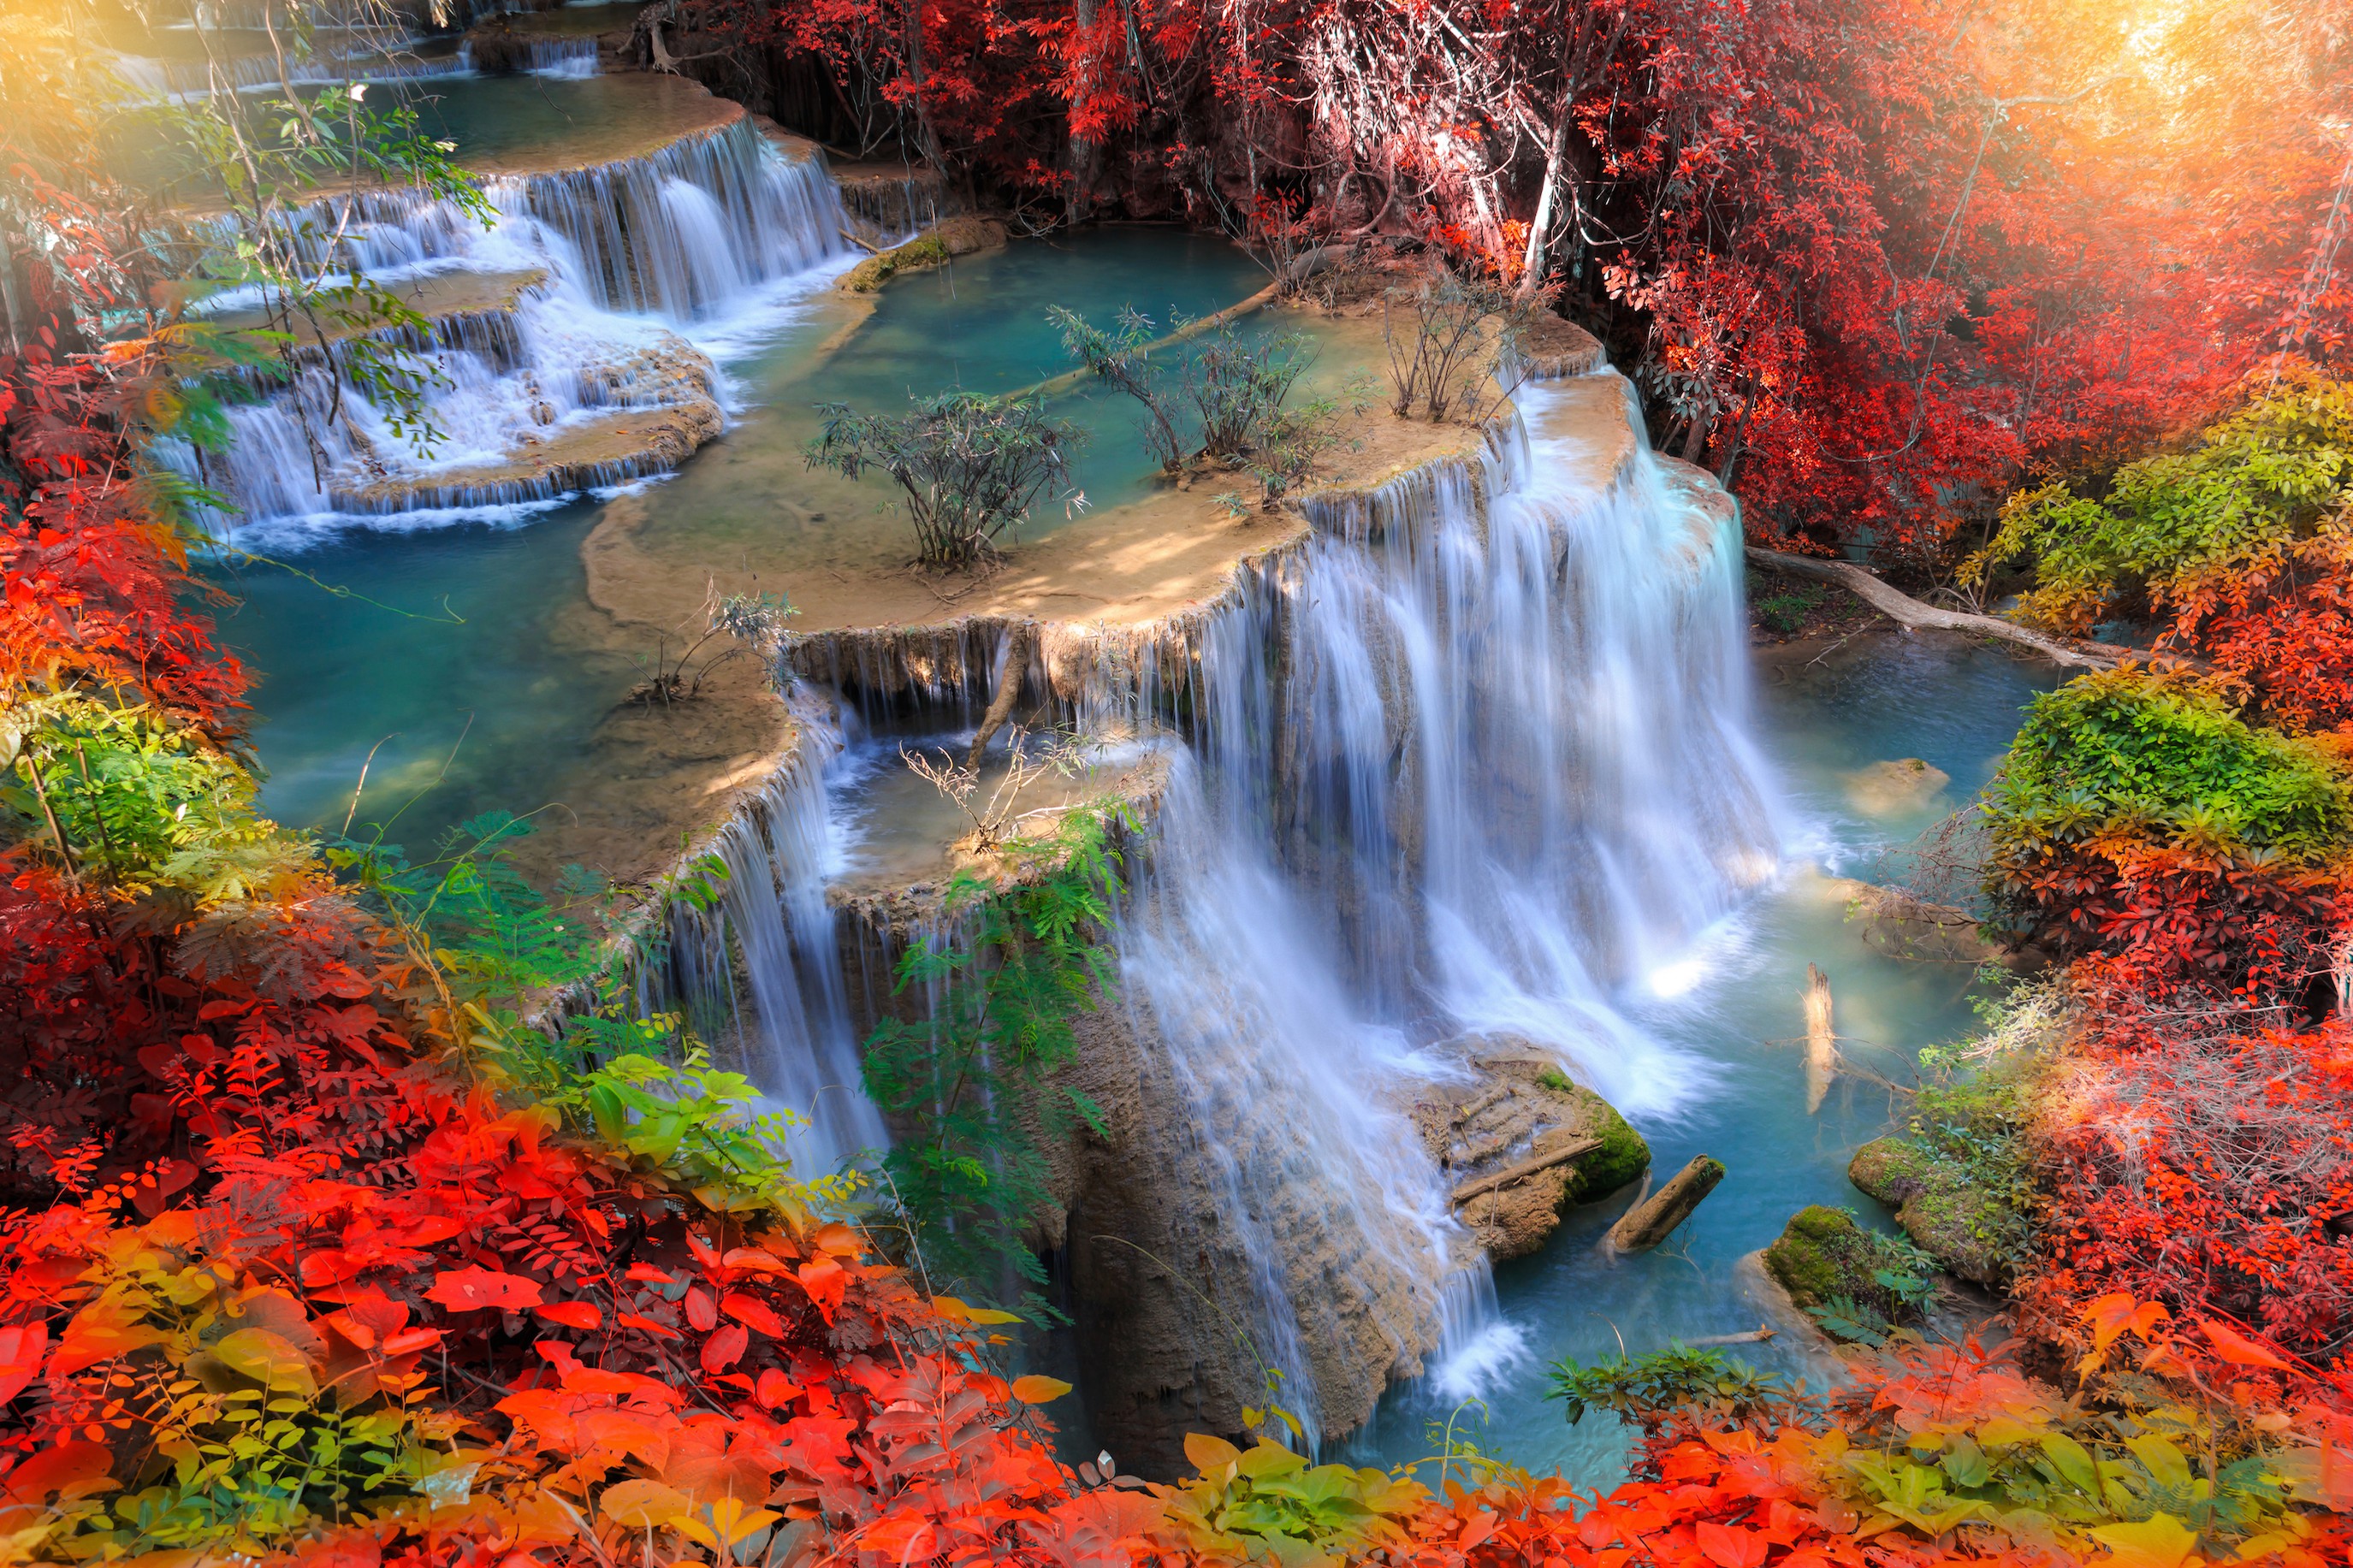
[1763,1205,1935,1341]
[1763,1205,1864,1311]
[843,216,1009,292]
[1404,1047,1651,1261]
[1849,1135,2016,1287]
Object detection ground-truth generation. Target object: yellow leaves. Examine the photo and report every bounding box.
[671,1497,779,1557]
[52,1298,163,1376]
[2079,1292,2172,1376]
[210,1328,319,1398]
[1009,1375,1070,1405]
[2040,1432,2102,1496]
[1183,1432,1243,1480]
[598,1487,777,1561]
[929,1294,1022,1326]
[2089,1512,2202,1568]
[598,1478,690,1529]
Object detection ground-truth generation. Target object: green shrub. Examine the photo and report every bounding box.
[1986,668,2350,864]
[1965,370,2353,633]
[804,390,1082,570]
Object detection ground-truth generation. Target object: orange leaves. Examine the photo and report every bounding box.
[2199,1316,2296,1372]
[2078,1292,2173,1376]
[50,1297,161,1376]
[1010,1374,1072,1404]
[792,1256,846,1323]
[424,1267,543,1313]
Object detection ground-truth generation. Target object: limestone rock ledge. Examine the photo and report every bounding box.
[335,334,722,514]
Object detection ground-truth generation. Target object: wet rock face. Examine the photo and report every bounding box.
[1402,1043,1650,1261]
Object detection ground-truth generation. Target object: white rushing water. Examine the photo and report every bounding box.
[167,115,852,541]
[1094,376,1781,1435]
[670,701,894,1182]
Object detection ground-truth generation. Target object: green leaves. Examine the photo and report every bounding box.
[804,390,1083,570]
[1545,1346,1814,1433]
[1968,370,2353,634]
[862,807,1131,1313]
[1987,668,2351,866]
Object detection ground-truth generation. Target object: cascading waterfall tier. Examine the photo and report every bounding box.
[1034,375,1777,1451]
[661,700,891,1183]
[172,99,846,535]
[678,365,1778,1465]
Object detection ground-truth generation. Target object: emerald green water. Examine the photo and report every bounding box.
[210,228,1272,849]
[1348,632,2061,1485]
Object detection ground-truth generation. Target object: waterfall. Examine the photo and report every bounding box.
[175,115,847,535]
[521,38,601,79]
[673,707,891,1182]
[1099,372,1780,1437]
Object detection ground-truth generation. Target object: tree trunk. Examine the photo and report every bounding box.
[1067,0,1098,227]
[1608,1156,1725,1251]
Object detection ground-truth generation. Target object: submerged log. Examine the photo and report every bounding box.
[1608,1155,1726,1251]
[1745,546,2130,670]
[1683,1324,1779,1346]
[1804,962,1837,1115]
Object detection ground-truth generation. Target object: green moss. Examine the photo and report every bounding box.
[1763,1205,1858,1309]
[845,234,950,293]
[1850,1135,2022,1287]
[1570,1098,1651,1201]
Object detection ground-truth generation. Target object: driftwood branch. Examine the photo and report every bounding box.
[966,632,1033,771]
[1746,547,2129,670]
[1449,1136,1602,1206]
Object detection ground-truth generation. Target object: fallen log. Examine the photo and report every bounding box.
[1682,1324,1779,1346]
[1449,1136,1602,1206]
[1804,962,1837,1115]
[1745,547,2131,671]
[1608,1155,1726,1251]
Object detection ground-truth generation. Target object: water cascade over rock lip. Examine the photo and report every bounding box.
[166,78,851,540]
[639,336,1781,1468]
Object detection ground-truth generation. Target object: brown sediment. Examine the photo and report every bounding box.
[581,370,1487,648]
[506,652,797,896]
[436,75,746,179]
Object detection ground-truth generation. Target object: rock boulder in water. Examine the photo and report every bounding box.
[1849,1137,2014,1287]
[1823,876,2002,965]
[1403,1043,1649,1260]
[1843,756,1950,816]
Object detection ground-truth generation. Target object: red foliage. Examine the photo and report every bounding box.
[2160,533,2353,740]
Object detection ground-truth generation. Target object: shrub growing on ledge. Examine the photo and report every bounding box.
[804,391,1082,570]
